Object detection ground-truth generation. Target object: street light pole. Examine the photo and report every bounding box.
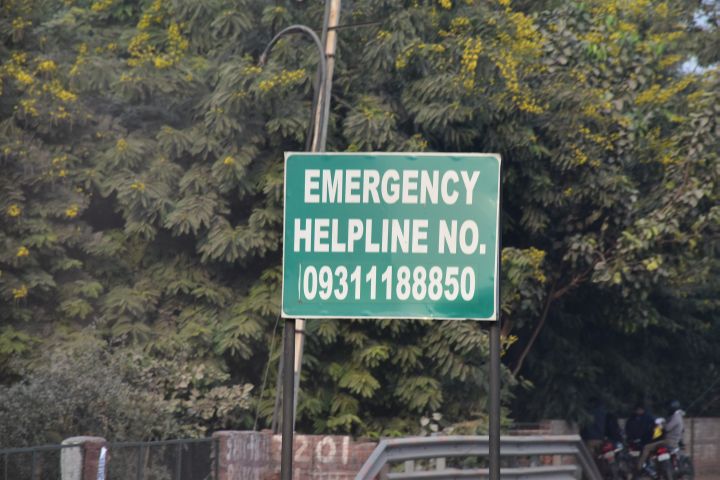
[293,0,341,432]
[261,22,327,436]
[259,5,338,479]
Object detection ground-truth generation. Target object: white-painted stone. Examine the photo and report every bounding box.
[61,436,103,480]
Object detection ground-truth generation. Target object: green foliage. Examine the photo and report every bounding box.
[0,0,718,444]
[0,339,178,447]
[0,336,254,446]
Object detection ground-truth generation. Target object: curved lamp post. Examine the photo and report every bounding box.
[259,24,328,152]
[259,21,331,480]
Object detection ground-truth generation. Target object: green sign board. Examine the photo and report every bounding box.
[282,152,501,321]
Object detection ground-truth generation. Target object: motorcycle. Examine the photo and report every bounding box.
[596,440,624,479]
[669,445,694,480]
[623,439,674,480]
[652,444,675,480]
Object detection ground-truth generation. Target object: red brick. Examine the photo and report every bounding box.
[213,431,376,480]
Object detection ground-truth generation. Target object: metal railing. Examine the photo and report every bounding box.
[355,435,602,480]
[105,438,219,480]
[0,437,219,480]
[0,443,80,480]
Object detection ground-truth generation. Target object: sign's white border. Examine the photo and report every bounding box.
[280,152,501,321]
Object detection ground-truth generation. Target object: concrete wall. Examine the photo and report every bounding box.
[213,430,376,480]
[686,417,720,478]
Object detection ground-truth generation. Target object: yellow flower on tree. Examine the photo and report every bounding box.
[461,37,483,89]
[153,56,173,69]
[7,204,21,217]
[17,246,29,257]
[91,0,114,13]
[11,18,32,32]
[70,43,88,76]
[116,138,128,152]
[167,23,189,55]
[223,156,235,166]
[49,81,77,102]
[37,60,57,73]
[242,65,262,75]
[14,70,34,86]
[12,285,28,299]
[19,99,39,116]
[65,204,79,218]
[258,69,306,92]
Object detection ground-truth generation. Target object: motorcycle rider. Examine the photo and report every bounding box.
[664,400,685,449]
[625,402,655,447]
[636,418,668,475]
[635,400,684,475]
[605,411,623,445]
[581,397,608,453]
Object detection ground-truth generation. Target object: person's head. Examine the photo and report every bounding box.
[668,400,681,414]
[633,402,646,417]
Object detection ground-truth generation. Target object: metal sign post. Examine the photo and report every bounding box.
[489,321,501,480]
[280,319,295,480]
[258,15,331,480]
[294,0,342,430]
[489,168,502,480]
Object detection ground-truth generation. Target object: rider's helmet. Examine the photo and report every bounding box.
[668,400,681,413]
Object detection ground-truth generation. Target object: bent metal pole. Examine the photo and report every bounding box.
[293,0,341,429]
[258,17,329,480]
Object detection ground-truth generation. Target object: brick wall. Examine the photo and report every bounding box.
[686,417,720,478]
[211,419,720,480]
[212,430,376,480]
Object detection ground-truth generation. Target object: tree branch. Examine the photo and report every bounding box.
[510,257,603,376]
[511,279,557,376]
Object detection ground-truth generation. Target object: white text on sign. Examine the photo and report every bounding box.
[293,218,487,255]
[303,169,480,205]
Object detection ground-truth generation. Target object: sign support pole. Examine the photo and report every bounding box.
[262,3,337,478]
[293,0,341,426]
[489,321,501,480]
[488,166,503,480]
[281,318,296,480]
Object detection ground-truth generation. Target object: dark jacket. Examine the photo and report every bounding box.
[605,412,623,443]
[625,412,655,445]
[581,405,607,441]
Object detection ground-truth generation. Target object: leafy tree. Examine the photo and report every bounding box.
[0,335,254,446]
[0,0,718,443]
